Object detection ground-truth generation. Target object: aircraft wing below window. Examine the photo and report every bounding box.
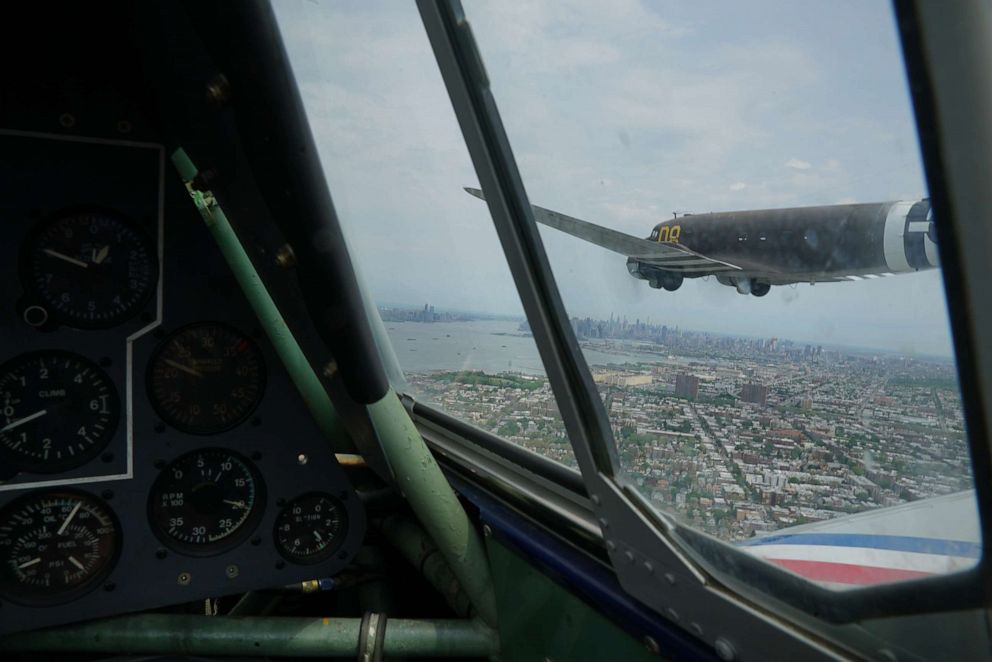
[464,187,741,272]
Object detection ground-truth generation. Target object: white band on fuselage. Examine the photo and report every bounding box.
[883,201,914,273]
[924,234,940,267]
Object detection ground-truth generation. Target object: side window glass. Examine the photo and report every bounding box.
[274,2,575,470]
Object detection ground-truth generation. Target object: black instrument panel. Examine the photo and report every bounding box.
[0,130,366,635]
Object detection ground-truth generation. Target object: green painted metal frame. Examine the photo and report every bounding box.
[0,614,497,658]
[367,392,499,626]
[171,148,350,446]
[174,148,498,628]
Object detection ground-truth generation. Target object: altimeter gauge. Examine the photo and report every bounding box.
[148,448,265,556]
[147,322,265,435]
[0,351,120,474]
[22,208,157,329]
[274,493,348,564]
[0,490,121,605]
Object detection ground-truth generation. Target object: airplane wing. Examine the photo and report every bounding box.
[738,490,980,589]
[464,187,740,272]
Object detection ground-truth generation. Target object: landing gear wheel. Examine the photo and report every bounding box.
[751,282,771,297]
[662,277,683,292]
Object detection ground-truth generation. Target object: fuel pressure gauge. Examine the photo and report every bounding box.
[274,493,348,564]
[0,490,121,605]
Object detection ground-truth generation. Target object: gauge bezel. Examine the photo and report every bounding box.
[0,488,122,607]
[19,205,158,330]
[145,321,267,435]
[147,448,267,557]
[0,349,121,474]
[273,492,349,565]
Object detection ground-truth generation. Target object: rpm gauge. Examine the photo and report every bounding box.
[22,208,157,329]
[0,351,120,473]
[274,493,348,565]
[0,490,121,606]
[148,448,266,555]
[148,323,265,434]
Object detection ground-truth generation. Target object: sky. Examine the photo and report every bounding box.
[273,1,956,357]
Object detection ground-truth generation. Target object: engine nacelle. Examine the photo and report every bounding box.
[627,259,683,291]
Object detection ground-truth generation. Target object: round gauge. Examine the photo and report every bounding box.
[22,208,157,329]
[148,448,266,555]
[274,493,348,565]
[0,490,121,605]
[147,323,265,434]
[0,351,120,474]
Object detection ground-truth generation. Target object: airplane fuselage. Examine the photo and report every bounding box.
[629,198,938,295]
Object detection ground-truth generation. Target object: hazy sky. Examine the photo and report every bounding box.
[275,1,955,356]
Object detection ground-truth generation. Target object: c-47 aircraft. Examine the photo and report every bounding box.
[467,188,939,296]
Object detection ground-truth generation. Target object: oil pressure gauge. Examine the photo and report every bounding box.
[274,493,348,564]
[0,490,121,605]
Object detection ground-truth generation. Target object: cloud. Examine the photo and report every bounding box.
[785,158,812,170]
[729,182,748,191]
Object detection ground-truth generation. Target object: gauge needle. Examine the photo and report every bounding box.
[223,499,246,509]
[313,531,323,542]
[56,500,82,535]
[17,557,41,569]
[42,248,88,269]
[68,555,85,571]
[93,245,110,264]
[163,359,204,378]
[1,409,47,432]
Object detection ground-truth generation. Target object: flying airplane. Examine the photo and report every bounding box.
[465,188,939,297]
[0,1,989,661]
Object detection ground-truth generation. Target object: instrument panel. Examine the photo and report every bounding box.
[0,130,366,635]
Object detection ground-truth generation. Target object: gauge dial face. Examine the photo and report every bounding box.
[148,323,265,435]
[0,351,119,473]
[0,491,121,605]
[23,209,157,329]
[148,448,265,555]
[274,493,348,565]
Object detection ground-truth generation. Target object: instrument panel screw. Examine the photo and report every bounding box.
[664,572,676,586]
[590,494,600,505]
[598,517,609,530]
[226,565,239,579]
[643,636,660,655]
[297,453,309,465]
[482,524,493,538]
[714,638,736,661]
[275,244,297,268]
[59,112,76,128]
[206,74,231,106]
[177,572,192,586]
[116,120,132,134]
[322,360,338,378]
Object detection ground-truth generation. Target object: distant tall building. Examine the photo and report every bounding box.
[675,373,700,400]
[741,383,768,406]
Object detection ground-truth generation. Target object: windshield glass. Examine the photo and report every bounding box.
[464,0,979,589]
[275,0,979,596]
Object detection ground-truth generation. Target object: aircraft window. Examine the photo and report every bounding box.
[272,1,577,470]
[464,0,980,593]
